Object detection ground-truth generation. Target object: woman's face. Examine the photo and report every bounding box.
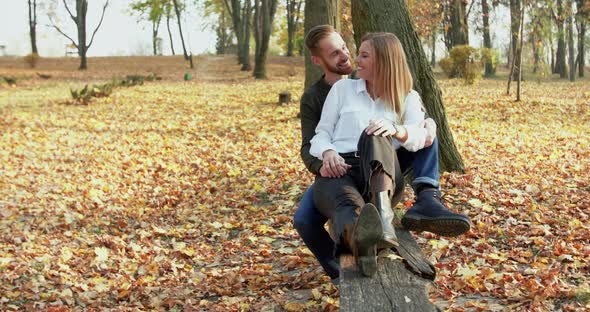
[355,41,374,82]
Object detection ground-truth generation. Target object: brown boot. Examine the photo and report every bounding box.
[369,191,398,249]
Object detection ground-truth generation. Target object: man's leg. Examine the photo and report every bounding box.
[293,186,340,281]
[397,139,471,236]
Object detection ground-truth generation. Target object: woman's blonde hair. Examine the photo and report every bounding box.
[361,32,413,122]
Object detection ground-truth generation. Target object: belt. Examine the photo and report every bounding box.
[339,151,360,158]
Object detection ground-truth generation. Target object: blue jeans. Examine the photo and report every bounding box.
[292,138,440,278]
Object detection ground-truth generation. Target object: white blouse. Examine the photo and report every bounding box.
[310,78,427,160]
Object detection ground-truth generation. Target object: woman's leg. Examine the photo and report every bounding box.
[357,131,403,248]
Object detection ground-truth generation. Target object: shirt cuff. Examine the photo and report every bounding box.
[400,125,427,152]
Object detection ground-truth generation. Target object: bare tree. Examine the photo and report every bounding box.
[49,0,109,70]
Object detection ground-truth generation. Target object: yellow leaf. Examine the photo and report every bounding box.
[94,246,109,262]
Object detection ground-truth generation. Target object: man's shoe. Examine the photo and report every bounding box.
[401,188,470,237]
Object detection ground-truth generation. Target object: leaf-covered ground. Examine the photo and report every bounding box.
[1,56,589,311]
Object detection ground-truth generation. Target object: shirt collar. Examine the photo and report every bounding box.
[356,79,368,95]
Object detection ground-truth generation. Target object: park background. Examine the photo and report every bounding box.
[1,0,589,311]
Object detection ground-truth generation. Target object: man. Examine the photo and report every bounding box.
[293,25,470,284]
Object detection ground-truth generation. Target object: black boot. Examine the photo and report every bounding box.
[370,191,398,249]
[401,188,471,236]
[349,203,383,277]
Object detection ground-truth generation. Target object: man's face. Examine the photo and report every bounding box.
[313,32,353,75]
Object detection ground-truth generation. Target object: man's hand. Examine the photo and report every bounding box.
[420,118,437,147]
[320,150,351,178]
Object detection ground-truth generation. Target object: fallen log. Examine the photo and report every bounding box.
[339,226,439,311]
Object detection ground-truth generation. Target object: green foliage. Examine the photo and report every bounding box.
[1,76,17,86]
[480,48,498,76]
[439,45,484,84]
[23,53,40,68]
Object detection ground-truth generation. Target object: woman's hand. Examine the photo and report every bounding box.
[420,118,437,147]
[321,150,351,178]
[365,119,396,137]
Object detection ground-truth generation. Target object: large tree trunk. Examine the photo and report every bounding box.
[28,0,38,55]
[166,13,175,55]
[509,0,522,81]
[444,0,469,50]
[568,0,576,81]
[253,0,277,79]
[351,0,465,173]
[172,0,189,60]
[303,0,341,89]
[482,0,495,76]
[554,0,568,78]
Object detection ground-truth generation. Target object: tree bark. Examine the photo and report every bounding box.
[567,0,575,81]
[430,33,436,67]
[554,0,567,78]
[340,228,438,311]
[286,0,303,57]
[240,1,252,70]
[509,0,522,81]
[351,0,465,173]
[28,0,38,55]
[516,1,524,101]
[576,0,587,77]
[444,0,469,50]
[166,10,176,55]
[152,14,162,55]
[172,0,189,60]
[253,0,278,79]
[482,0,495,76]
[303,0,341,89]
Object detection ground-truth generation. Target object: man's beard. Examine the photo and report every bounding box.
[324,59,352,75]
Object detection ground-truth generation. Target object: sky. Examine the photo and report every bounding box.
[0,1,514,60]
[0,0,217,57]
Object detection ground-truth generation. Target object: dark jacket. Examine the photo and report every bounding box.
[300,77,332,175]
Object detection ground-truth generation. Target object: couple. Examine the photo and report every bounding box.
[294,25,471,280]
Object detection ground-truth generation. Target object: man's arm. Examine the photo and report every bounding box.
[300,92,323,175]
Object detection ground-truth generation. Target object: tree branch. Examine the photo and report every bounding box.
[47,15,78,48]
[63,0,77,22]
[466,0,476,18]
[222,0,233,16]
[87,0,109,49]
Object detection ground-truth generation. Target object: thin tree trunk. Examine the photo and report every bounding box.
[28,0,38,55]
[240,1,252,70]
[567,0,575,81]
[166,13,176,55]
[576,0,586,77]
[516,1,525,101]
[253,0,277,79]
[554,0,567,77]
[77,0,88,70]
[509,0,522,81]
[286,0,302,57]
[482,0,494,76]
[172,0,189,60]
[430,32,436,67]
[152,14,161,55]
[303,0,340,89]
[445,0,469,50]
[352,0,465,173]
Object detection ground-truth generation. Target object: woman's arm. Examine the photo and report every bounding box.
[396,91,427,152]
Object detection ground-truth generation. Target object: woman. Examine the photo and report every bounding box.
[310,32,440,277]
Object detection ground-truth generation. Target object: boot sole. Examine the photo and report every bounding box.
[401,214,470,237]
[355,203,383,277]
